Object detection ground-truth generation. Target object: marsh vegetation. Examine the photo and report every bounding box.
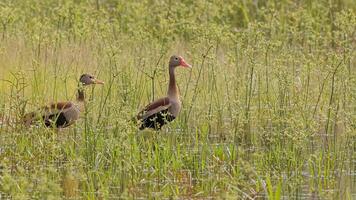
[0,0,355,199]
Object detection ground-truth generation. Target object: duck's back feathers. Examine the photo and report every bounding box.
[137,97,171,120]
[24,101,79,128]
[137,97,177,130]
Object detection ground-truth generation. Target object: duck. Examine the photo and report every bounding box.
[23,74,104,128]
[137,55,191,130]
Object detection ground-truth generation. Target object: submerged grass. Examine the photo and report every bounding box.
[0,0,355,199]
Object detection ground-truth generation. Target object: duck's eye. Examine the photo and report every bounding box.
[89,76,93,79]
[175,57,179,61]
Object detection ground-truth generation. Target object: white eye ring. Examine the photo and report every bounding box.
[175,57,179,60]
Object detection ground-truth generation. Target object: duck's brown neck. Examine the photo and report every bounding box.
[168,66,179,98]
[77,86,85,102]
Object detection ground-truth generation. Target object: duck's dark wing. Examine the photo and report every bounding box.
[24,101,74,128]
[137,97,171,120]
[43,102,76,128]
[137,97,174,130]
[139,108,175,130]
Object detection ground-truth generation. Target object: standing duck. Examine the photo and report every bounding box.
[23,74,104,128]
[137,55,191,130]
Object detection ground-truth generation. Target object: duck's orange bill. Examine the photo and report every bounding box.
[94,79,105,84]
[180,58,192,68]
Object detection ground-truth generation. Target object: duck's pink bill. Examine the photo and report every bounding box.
[180,58,192,68]
[94,79,105,84]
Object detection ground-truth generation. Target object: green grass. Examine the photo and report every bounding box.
[0,0,355,199]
